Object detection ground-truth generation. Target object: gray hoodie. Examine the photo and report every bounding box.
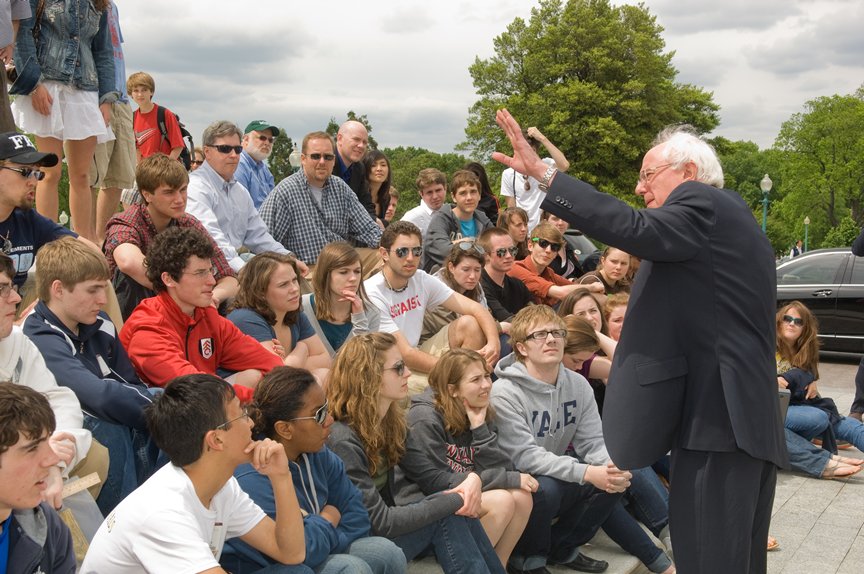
[491,353,609,484]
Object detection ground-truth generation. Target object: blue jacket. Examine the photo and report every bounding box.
[235,150,276,209]
[23,301,152,430]
[7,502,76,574]
[226,447,372,569]
[11,0,115,99]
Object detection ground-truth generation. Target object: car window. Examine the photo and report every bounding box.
[848,256,864,285]
[777,253,846,285]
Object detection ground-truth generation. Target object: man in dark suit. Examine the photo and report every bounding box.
[332,120,376,218]
[492,109,788,574]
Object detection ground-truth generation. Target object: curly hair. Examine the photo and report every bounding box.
[427,349,494,436]
[250,367,318,439]
[776,301,820,379]
[327,333,405,475]
[312,242,370,323]
[145,227,214,293]
[557,288,609,336]
[379,221,422,251]
[232,252,300,327]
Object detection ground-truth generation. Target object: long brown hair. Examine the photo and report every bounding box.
[776,301,820,379]
[563,315,601,355]
[427,349,494,436]
[311,242,369,322]
[233,252,301,326]
[327,333,405,475]
[438,242,485,302]
[557,288,609,336]
[497,207,529,259]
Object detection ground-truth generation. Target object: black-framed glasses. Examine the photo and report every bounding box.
[215,407,250,430]
[456,240,485,257]
[782,315,804,327]
[307,153,335,162]
[289,401,329,426]
[207,144,243,155]
[183,265,217,279]
[532,238,561,252]
[0,281,18,299]
[383,360,407,377]
[0,166,45,180]
[524,329,567,341]
[393,246,422,258]
[495,246,519,258]
[256,135,276,143]
[638,163,672,185]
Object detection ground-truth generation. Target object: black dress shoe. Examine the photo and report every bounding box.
[506,566,551,574]
[559,552,609,573]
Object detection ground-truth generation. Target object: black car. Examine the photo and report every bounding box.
[776,248,864,353]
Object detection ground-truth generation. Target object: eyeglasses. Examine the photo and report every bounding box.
[0,281,18,299]
[523,177,531,192]
[190,160,204,166]
[183,265,217,279]
[456,240,485,257]
[532,238,561,252]
[255,135,276,143]
[638,163,672,185]
[523,329,567,341]
[782,315,804,327]
[215,407,250,430]
[0,166,45,181]
[307,153,335,162]
[383,360,407,377]
[289,401,329,426]
[207,144,243,155]
[494,246,519,258]
[393,246,422,258]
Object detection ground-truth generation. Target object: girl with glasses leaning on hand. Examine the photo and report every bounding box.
[326,333,506,573]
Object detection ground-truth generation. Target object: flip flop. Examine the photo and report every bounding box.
[767,536,779,551]
[821,459,863,480]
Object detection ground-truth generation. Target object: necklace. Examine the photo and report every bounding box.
[383,272,408,293]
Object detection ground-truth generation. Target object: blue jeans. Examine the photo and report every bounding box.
[391,515,504,573]
[602,502,671,573]
[316,537,406,574]
[785,405,830,439]
[833,416,864,451]
[624,467,669,537]
[514,475,621,570]
[219,554,313,573]
[785,428,830,477]
[83,415,157,515]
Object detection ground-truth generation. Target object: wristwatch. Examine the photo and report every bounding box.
[538,166,558,191]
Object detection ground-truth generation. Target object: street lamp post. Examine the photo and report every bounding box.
[804,216,810,253]
[288,145,302,173]
[760,174,773,233]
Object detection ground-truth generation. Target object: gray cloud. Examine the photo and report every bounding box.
[645,0,801,33]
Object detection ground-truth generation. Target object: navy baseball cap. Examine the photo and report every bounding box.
[0,132,58,167]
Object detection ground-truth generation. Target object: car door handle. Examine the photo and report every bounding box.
[811,289,833,297]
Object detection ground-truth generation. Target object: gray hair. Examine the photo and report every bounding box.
[202,120,242,147]
[652,125,724,188]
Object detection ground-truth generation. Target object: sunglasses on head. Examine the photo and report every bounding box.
[393,246,422,258]
[532,238,561,251]
[307,153,335,162]
[289,401,329,426]
[495,246,519,258]
[782,315,804,327]
[384,359,407,377]
[457,240,485,257]
[207,144,243,155]
[255,134,275,143]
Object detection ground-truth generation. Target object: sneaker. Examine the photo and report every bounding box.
[558,552,609,573]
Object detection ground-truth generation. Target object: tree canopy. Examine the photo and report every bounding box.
[267,134,296,185]
[462,0,719,201]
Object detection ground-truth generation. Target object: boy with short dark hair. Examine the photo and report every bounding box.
[126,71,184,162]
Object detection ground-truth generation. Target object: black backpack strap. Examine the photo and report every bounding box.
[156,105,169,145]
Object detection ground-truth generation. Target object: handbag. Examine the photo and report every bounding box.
[6,0,46,85]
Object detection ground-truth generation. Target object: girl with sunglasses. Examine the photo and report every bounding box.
[402,348,535,568]
[223,366,406,573]
[777,301,864,478]
[497,207,530,260]
[301,242,380,357]
[326,333,505,573]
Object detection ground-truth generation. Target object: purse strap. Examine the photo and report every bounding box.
[32,0,46,44]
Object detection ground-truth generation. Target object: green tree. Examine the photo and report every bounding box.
[822,216,860,248]
[462,0,719,201]
[267,135,296,185]
[326,111,379,149]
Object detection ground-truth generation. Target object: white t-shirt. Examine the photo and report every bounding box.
[500,157,556,231]
[81,463,266,574]
[400,200,437,238]
[365,270,454,347]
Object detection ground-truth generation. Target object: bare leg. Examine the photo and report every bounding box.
[95,186,122,244]
[448,315,487,350]
[35,136,64,221]
[479,489,515,564]
[65,136,98,242]
[489,488,533,567]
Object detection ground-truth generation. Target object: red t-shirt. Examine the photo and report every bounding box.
[133,105,184,158]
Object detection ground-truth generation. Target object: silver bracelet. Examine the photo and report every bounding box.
[538,166,558,191]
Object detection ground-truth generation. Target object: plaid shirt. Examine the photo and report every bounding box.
[259,170,382,264]
[103,203,235,280]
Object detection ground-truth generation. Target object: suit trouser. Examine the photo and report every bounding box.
[670,448,777,574]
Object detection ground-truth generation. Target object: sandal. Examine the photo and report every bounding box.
[767,535,779,551]
[821,459,862,480]
[831,454,864,466]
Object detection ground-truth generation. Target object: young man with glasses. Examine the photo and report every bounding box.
[422,169,494,272]
[81,373,307,574]
[120,227,282,403]
[508,222,584,307]
[492,305,675,574]
[187,120,306,276]
[236,120,280,209]
[478,227,533,322]
[260,131,382,275]
[364,221,500,393]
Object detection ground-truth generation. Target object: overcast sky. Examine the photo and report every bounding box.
[119,0,863,155]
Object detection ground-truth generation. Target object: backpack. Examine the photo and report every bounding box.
[135,105,193,170]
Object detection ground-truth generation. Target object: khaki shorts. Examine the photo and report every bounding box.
[90,101,136,190]
[407,324,451,394]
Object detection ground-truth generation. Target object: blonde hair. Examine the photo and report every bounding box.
[328,333,405,475]
[510,305,565,363]
[427,349,494,436]
[36,237,109,302]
